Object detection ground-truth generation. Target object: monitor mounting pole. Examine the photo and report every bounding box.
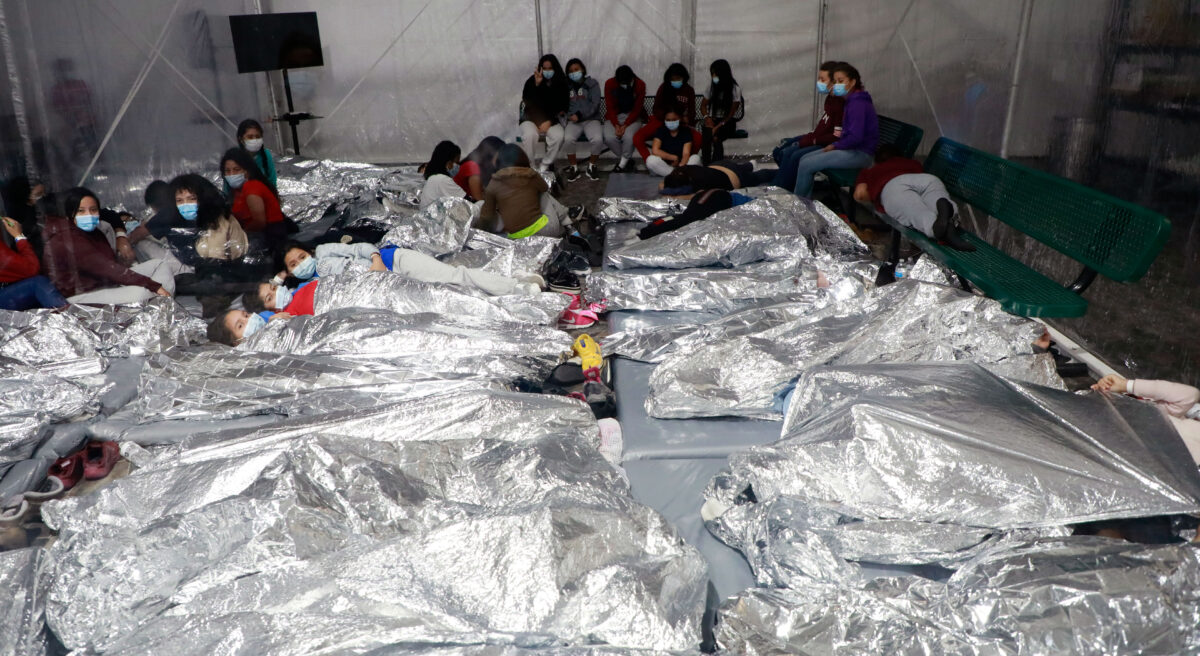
[281,68,302,156]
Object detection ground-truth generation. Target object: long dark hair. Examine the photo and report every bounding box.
[424,140,461,180]
[615,65,636,86]
[832,62,864,90]
[709,59,737,113]
[495,143,531,170]
[663,62,690,86]
[539,54,566,90]
[221,147,278,199]
[565,57,587,82]
[236,118,264,146]
[169,173,227,231]
[465,136,505,185]
[60,186,98,221]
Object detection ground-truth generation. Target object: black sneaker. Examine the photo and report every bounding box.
[551,249,591,275]
[567,205,585,221]
[583,380,617,419]
[547,268,582,294]
[610,162,626,174]
[564,165,580,182]
[585,164,599,180]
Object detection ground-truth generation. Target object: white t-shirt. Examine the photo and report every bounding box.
[418,174,467,210]
[704,82,742,118]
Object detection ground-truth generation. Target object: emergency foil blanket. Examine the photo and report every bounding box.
[716,537,1200,655]
[314,272,570,326]
[241,307,571,383]
[135,347,496,423]
[703,363,1200,581]
[379,196,475,258]
[646,280,1060,419]
[443,230,561,278]
[41,389,708,654]
[275,157,419,226]
[604,194,866,271]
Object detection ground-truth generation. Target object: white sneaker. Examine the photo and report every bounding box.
[518,272,546,288]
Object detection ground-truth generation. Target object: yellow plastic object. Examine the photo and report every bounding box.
[573,334,603,372]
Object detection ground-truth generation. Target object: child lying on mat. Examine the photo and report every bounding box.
[1093,373,1200,464]
[276,241,543,297]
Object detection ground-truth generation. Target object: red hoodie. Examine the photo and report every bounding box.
[41,216,159,297]
[283,279,318,316]
[0,238,41,283]
[604,77,647,127]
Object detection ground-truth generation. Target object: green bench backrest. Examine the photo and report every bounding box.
[924,137,1171,282]
[879,116,923,158]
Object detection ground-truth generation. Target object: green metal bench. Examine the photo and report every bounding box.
[877,137,1172,318]
[824,115,924,187]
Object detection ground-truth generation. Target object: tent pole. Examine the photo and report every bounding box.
[1000,0,1034,159]
[682,0,696,73]
[812,0,827,126]
[0,1,35,181]
[534,0,543,56]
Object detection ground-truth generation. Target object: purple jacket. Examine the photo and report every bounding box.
[832,90,879,155]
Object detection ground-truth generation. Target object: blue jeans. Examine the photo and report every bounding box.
[792,148,873,198]
[771,137,800,164]
[0,275,68,310]
[773,144,822,189]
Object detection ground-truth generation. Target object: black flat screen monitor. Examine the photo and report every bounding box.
[229,12,323,74]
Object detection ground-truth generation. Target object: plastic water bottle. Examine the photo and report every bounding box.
[894,260,909,280]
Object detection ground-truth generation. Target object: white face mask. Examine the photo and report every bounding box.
[243,138,264,153]
[1186,403,1200,420]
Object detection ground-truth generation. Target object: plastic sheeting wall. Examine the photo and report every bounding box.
[0,0,265,209]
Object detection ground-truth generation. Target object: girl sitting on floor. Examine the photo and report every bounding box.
[419,140,467,210]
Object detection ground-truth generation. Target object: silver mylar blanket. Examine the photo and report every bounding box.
[442,229,561,279]
[0,548,50,655]
[379,196,475,258]
[241,308,571,382]
[703,362,1200,585]
[275,157,420,226]
[716,537,1200,655]
[41,389,707,654]
[646,280,1060,419]
[314,272,570,326]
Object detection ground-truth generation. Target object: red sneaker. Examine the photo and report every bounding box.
[48,452,86,491]
[82,441,121,481]
[558,308,598,330]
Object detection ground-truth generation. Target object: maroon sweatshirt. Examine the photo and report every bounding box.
[798,94,846,147]
[41,216,159,297]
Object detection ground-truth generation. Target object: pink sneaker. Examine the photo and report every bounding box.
[561,293,607,315]
[558,308,598,329]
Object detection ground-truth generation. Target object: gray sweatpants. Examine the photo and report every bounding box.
[518,120,565,169]
[392,248,538,296]
[879,173,957,238]
[67,257,180,304]
[563,119,604,158]
[603,114,643,159]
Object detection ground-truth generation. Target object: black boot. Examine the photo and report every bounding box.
[932,199,976,252]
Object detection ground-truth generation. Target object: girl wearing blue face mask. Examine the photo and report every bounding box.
[635,62,702,162]
[41,187,175,303]
[771,60,846,189]
[561,58,604,183]
[419,141,467,210]
[790,62,878,198]
[646,107,701,177]
[222,148,286,248]
[519,54,570,173]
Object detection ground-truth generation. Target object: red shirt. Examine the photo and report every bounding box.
[0,238,41,283]
[855,157,925,211]
[283,279,318,316]
[453,160,482,198]
[652,83,696,125]
[230,180,284,230]
[604,77,647,126]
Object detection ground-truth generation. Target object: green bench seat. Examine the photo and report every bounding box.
[824,115,924,187]
[878,137,1172,318]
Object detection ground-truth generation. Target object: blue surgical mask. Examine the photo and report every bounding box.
[832,82,848,97]
[273,285,293,310]
[177,203,198,221]
[449,164,460,178]
[292,255,317,280]
[242,312,266,340]
[74,213,99,232]
[665,120,680,131]
[568,71,583,82]
[670,80,683,89]
[712,76,720,84]
[542,69,554,79]
[225,173,246,189]
[124,219,140,233]
[816,80,829,94]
